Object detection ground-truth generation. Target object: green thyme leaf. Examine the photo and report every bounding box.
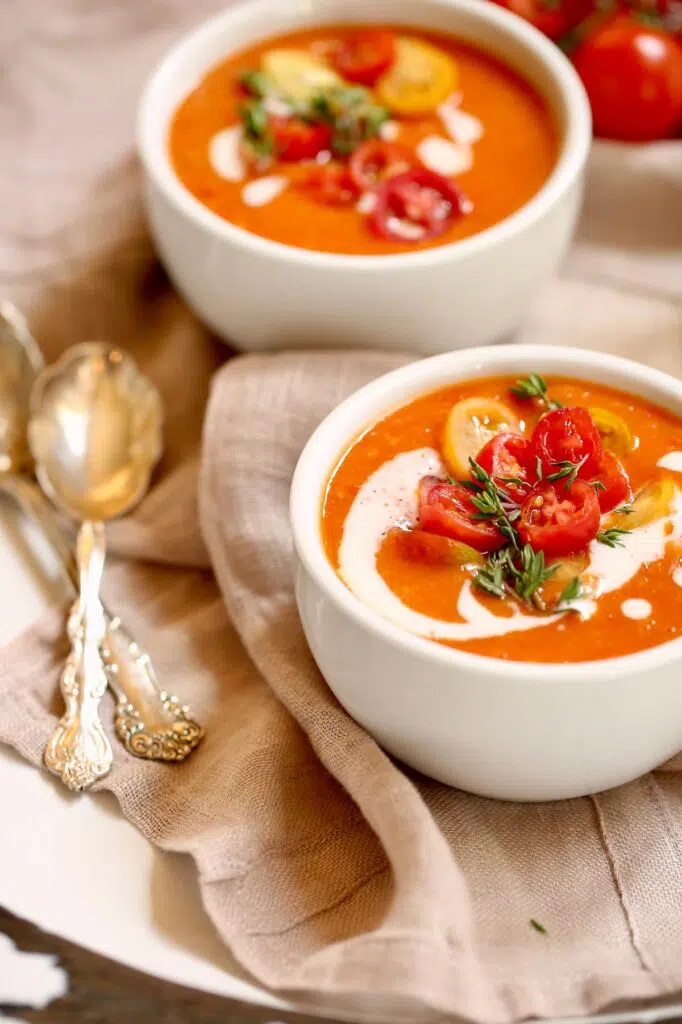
[614,504,633,515]
[546,455,588,491]
[239,100,273,157]
[592,480,606,494]
[474,549,511,600]
[513,545,558,607]
[509,373,562,410]
[557,576,582,607]
[530,918,548,935]
[239,68,271,98]
[597,527,631,548]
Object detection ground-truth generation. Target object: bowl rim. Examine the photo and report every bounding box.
[290,343,682,682]
[137,0,592,271]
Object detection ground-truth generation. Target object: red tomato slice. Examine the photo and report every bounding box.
[271,118,332,161]
[370,169,471,242]
[573,14,682,142]
[418,476,505,553]
[302,162,359,205]
[349,140,413,191]
[518,481,601,558]
[591,450,632,513]
[476,433,535,503]
[532,407,603,479]
[332,29,396,85]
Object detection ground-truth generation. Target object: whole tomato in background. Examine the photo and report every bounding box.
[573,14,682,140]
[491,0,682,141]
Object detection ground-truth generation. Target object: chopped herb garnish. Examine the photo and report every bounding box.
[239,68,271,98]
[512,545,558,608]
[547,455,588,491]
[530,918,548,935]
[239,100,273,158]
[309,86,390,154]
[474,549,510,600]
[557,576,582,608]
[614,504,633,515]
[509,373,562,410]
[597,527,631,548]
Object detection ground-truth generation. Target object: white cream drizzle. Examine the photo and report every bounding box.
[437,100,484,146]
[657,451,682,472]
[208,126,245,181]
[338,448,682,644]
[241,175,287,207]
[416,135,473,177]
[621,598,652,621]
[379,120,400,142]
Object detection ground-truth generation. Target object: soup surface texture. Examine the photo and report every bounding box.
[169,25,558,255]
[322,375,682,663]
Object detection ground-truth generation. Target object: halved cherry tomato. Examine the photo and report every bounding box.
[532,406,603,478]
[491,0,592,41]
[349,140,412,191]
[271,117,332,161]
[388,527,485,567]
[591,450,632,513]
[418,476,505,553]
[476,433,535,503]
[573,14,682,141]
[370,168,471,242]
[303,162,359,205]
[518,481,601,558]
[332,29,396,86]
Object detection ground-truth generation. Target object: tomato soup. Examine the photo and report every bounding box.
[321,374,682,663]
[169,25,558,255]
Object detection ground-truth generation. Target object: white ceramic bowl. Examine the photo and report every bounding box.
[137,0,591,354]
[291,344,682,801]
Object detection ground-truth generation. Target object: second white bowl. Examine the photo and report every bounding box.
[138,0,591,354]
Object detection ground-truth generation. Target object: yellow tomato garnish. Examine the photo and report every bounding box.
[606,476,676,531]
[261,49,343,102]
[376,36,458,116]
[443,397,519,479]
[588,407,635,459]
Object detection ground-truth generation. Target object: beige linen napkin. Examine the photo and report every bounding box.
[2,0,682,1020]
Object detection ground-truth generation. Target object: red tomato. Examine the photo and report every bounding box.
[332,29,396,85]
[518,481,601,558]
[573,14,682,141]
[591,450,632,513]
[271,118,332,161]
[349,140,413,191]
[418,476,505,553]
[303,162,359,205]
[370,169,471,242]
[532,407,603,478]
[476,433,535,503]
[389,528,480,566]
[492,0,592,39]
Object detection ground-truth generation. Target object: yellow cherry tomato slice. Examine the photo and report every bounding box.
[443,397,520,479]
[588,407,635,459]
[376,36,458,116]
[606,476,676,531]
[261,49,343,102]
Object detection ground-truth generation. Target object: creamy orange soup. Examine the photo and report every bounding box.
[322,375,682,663]
[170,25,558,255]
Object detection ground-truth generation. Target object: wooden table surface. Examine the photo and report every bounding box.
[0,906,344,1024]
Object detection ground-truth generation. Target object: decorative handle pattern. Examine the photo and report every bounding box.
[2,474,202,764]
[44,521,113,791]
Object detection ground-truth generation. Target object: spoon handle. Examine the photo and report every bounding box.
[44,520,113,791]
[1,475,202,763]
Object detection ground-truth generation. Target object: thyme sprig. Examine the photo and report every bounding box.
[474,544,561,611]
[597,527,631,548]
[465,458,521,548]
[509,373,562,410]
[546,455,589,491]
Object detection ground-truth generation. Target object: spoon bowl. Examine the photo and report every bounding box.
[29,344,163,523]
